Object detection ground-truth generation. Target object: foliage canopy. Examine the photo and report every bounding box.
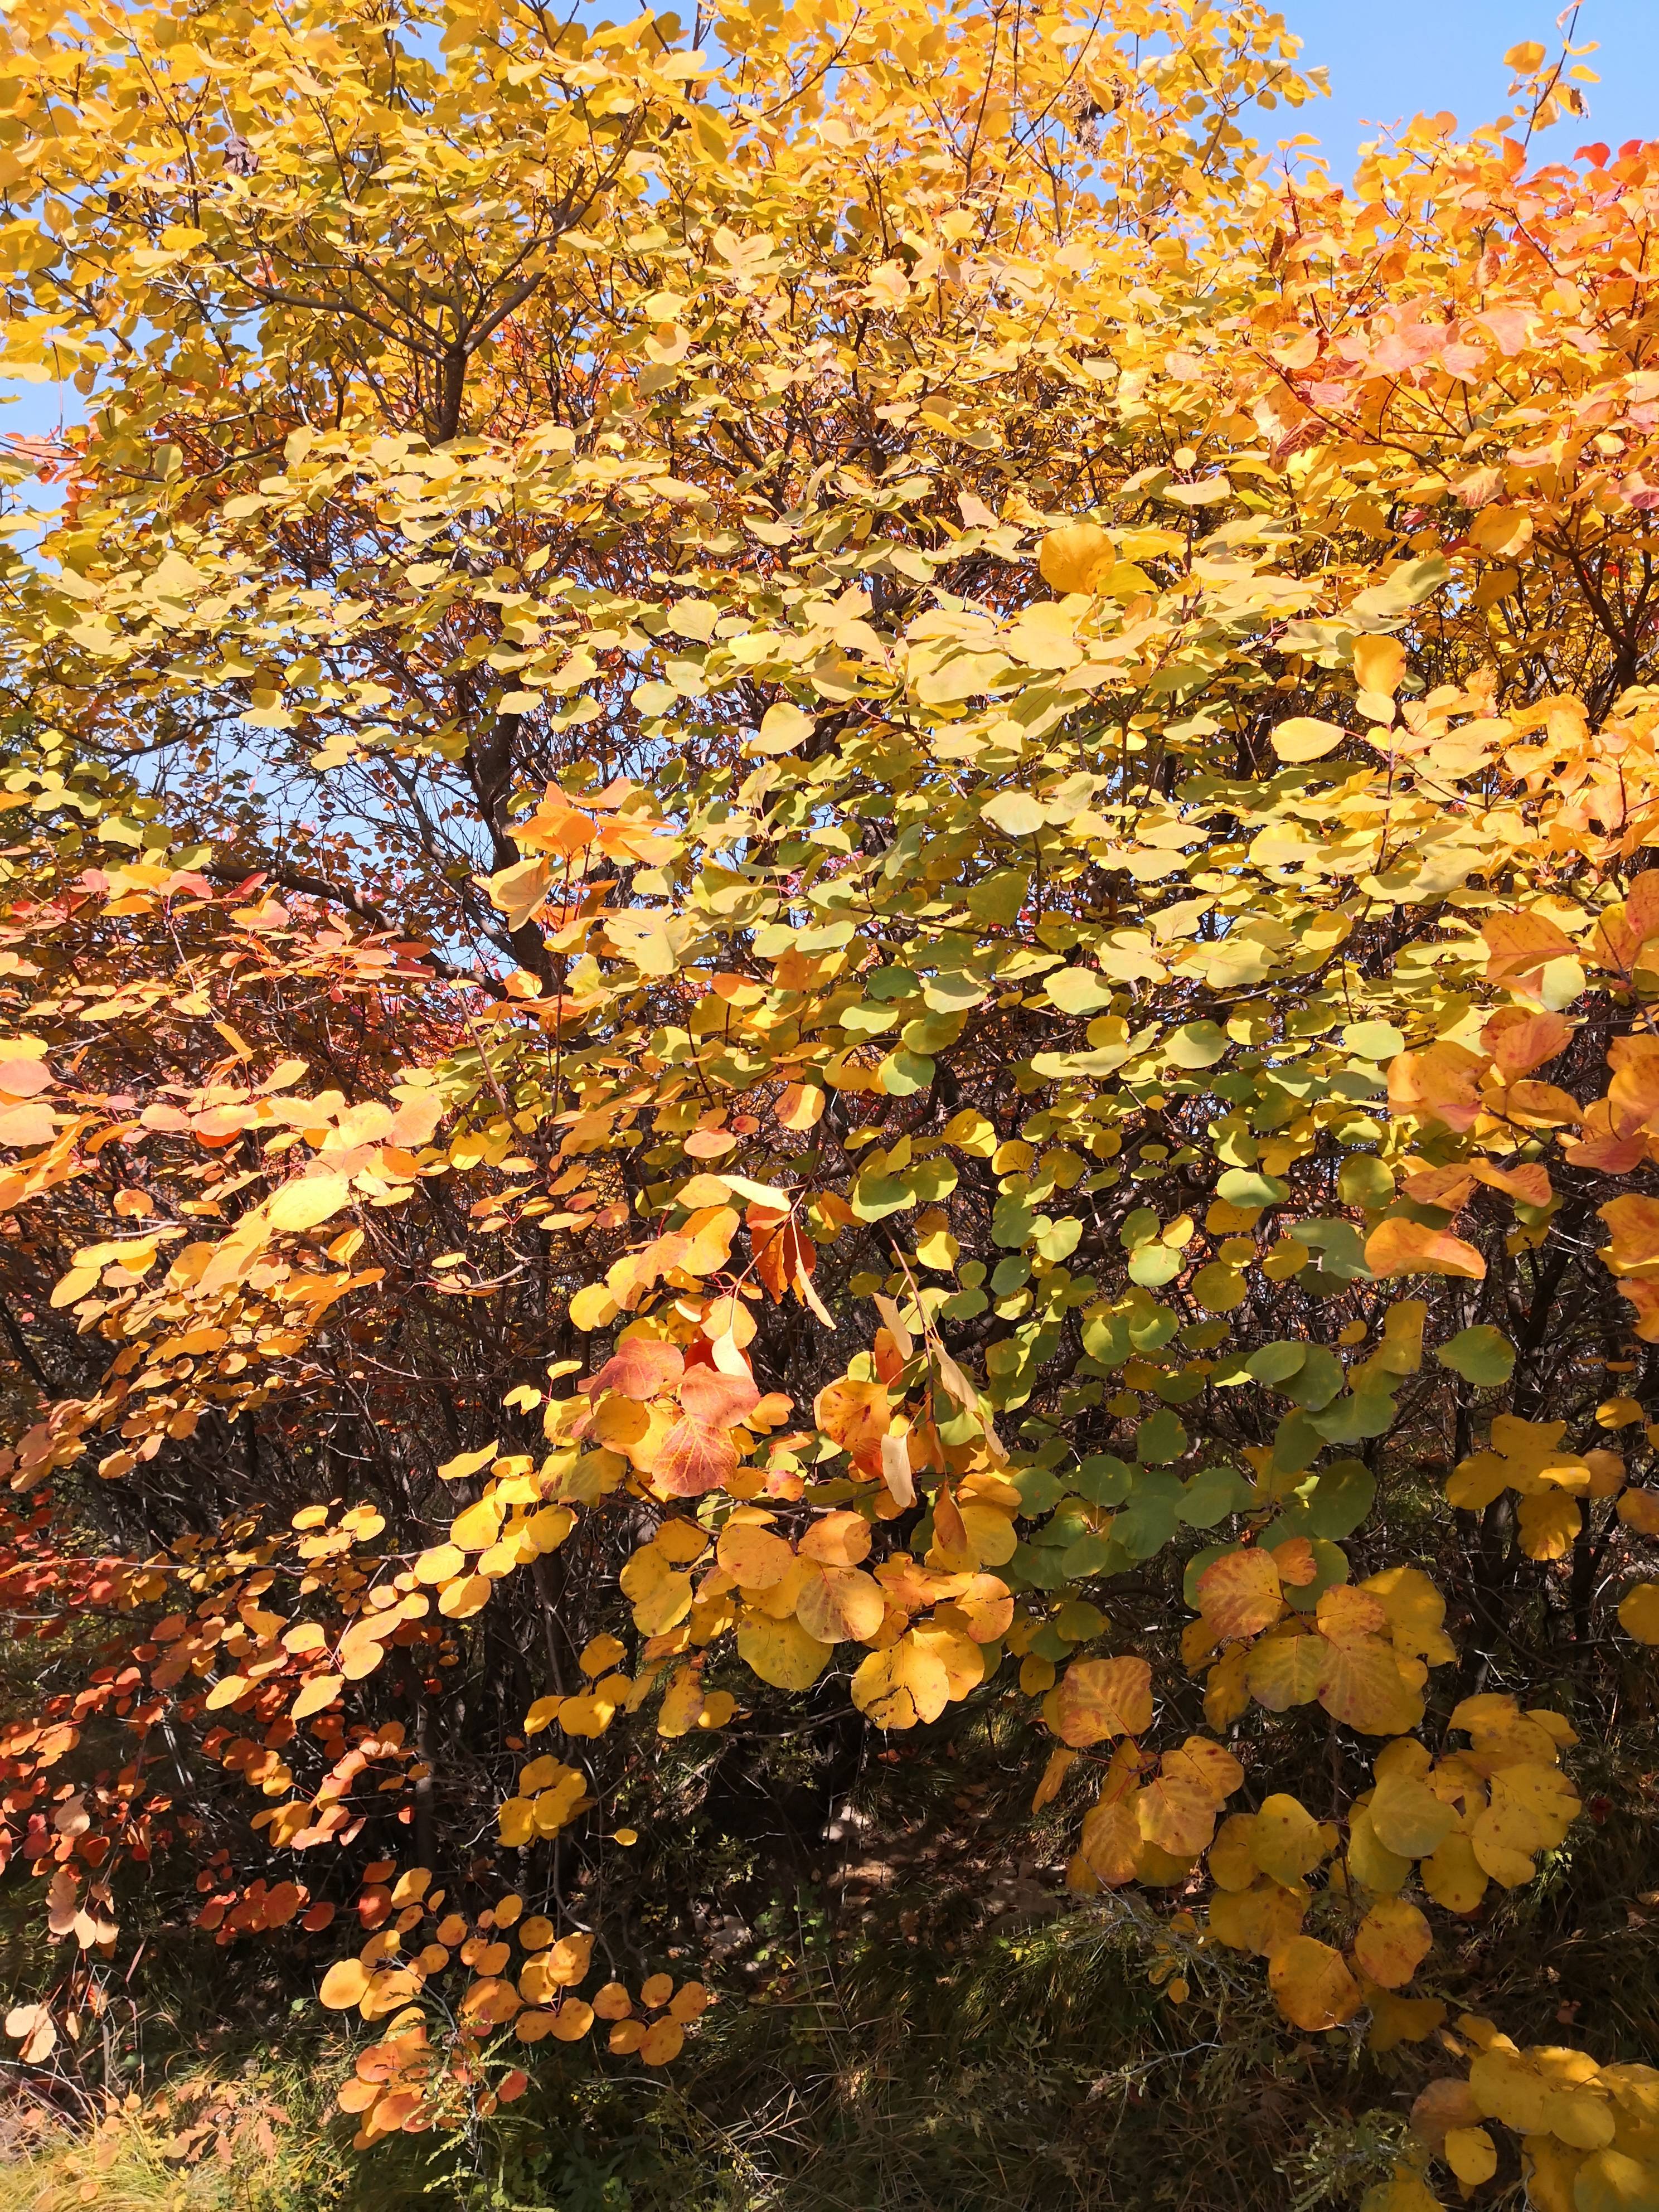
[0,0,1655,2202]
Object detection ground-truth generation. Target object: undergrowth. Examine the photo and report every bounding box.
[2,1690,1656,2211]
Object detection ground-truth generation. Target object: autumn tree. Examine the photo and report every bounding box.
[0,0,1654,2200]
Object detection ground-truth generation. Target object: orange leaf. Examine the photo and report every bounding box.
[1598,1194,1659,1275]
[1386,1040,1490,1131]
[1049,1655,1154,1746]
[1481,908,1575,994]
[652,1417,737,1498]
[1480,1006,1571,1079]
[813,1376,892,1455]
[1196,1549,1283,1641]
[1365,1219,1486,1280]
[776,1081,826,1132]
[1471,1161,1552,1207]
[679,1366,760,1424]
[319,1958,371,2010]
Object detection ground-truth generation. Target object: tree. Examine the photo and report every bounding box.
[0,0,1653,2197]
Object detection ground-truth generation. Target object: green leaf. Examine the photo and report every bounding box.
[1080,1311,1130,1368]
[1136,1409,1188,1464]
[1031,1215,1083,1262]
[879,1048,933,1096]
[1012,1465,1065,1515]
[867,966,920,1000]
[1061,1532,1133,1579]
[1247,1340,1308,1386]
[991,1192,1036,1247]
[1114,1471,1183,1559]
[1270,1411,1325,1474]
[1341,1020,1404,1061]
[1337,1155,1395,1209]
[1128,1244,1182,1288]
[1075,1453,1134,1506]
[1278,1535,1351,1613]
[1309,1390,1396,1443]
[1435,1326,1516,1387]
[1280,1343,1344,1411]
[1190,1260,1248,1312]
[850,1170,915,1221]
[1126,1299,1180,1352]
[1045,966,1115,1015]
[1216,1166,1288,1207]
[1179,1464,1256,1529]
[1296,1218,1372,1280]
[1164,1020,1228,1068]
[963,868,1029,924]
[1351,554,1450,620]
[1055,1599,1107,1641]
[1298,1458,1376,1539]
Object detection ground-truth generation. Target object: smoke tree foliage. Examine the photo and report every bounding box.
[0,0,1654,2197]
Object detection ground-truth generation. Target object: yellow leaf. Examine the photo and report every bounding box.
[291,1673,343,1721]
[1317,1633,1422,1736]
[1471,506,1534,557]
[485,856,555,932]
[716,1519,794,1588]
[1245,1626,1326,1710]
[1359,2167,1445,2212]
[1517,1490,1580,1560]
[1618,1583,1659,1642]
[1079,1789,1142,1885]
[415,1542,466,1585]
[736,1612,833,1690]
[1197,1548,1283,1640]
[1268,1936,1362,2031]
[1038,522,1114,595]
[1249,1793,1326,1885]
[850,1631,950,1727]
[451,1496,504,1551]
[1270,716,1346,762]
[751,701,814,754]
[795,1565,885,1645]
[1352,1898,1433,1988]
[1420,1832,1488,1914]
[267,1172,354,1233]
[437,1573,491,1619]
[1365,1990,1446,2055]
[570,1284,621,1332]
[1369,1769,1454,1859]
[1569,2150,1659,2212]
[1353,635,1406,698]
[1600,1196,1659,1277]
[437,1441,498,1482]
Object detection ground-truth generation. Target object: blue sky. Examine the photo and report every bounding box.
[1,1,1652,451]
[1285,0,1656,170]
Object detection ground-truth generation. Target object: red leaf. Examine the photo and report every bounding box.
[583,1339,685,1401]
